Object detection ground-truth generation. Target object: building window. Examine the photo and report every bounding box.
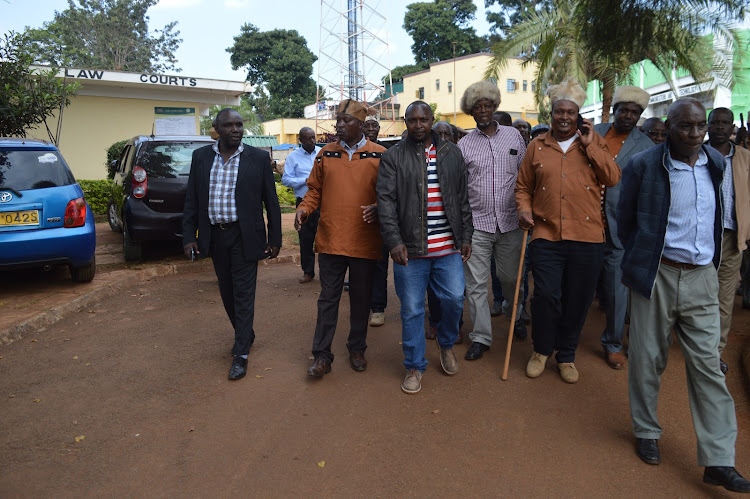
[489,77,497,84]
[506,79,517,93]
[523,80,528,91]
[448,81,452,93]
[435,79,440,91]
[418,87,424,99]
[531,81,537,92]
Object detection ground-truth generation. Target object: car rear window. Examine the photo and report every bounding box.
[0,149,76,190]
[137,141,209,178]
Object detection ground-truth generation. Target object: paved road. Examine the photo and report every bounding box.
[1,258,748,496]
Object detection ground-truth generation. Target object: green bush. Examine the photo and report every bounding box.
[78,179,112,215]
[275,182,296,206]
[105,139,128,179]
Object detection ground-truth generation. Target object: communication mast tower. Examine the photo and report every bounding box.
[315,0,398,137]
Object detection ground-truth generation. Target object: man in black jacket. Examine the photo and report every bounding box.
[377,101,473,394]
[183,108,281,381]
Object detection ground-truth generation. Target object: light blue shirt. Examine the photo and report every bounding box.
[341,134,367,160]
[721,143,736,231]
[662,149,715,266]
[281,145,320,199]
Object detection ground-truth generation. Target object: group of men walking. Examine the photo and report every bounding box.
[182,78,750,492]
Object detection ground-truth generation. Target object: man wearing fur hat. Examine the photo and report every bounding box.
[295,99,386,378]
[457,80,528,361]
[516,79,621,383]
[594,86,654,370]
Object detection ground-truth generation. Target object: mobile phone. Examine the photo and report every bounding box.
[190,247,195,262]
[577,115,586,132]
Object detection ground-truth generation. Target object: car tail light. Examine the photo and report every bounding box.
[132,166,147,198]
[64,197,87,228]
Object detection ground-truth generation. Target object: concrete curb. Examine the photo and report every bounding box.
[0,253,299,346]
[1,264,179,346]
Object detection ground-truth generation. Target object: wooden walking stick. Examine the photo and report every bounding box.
[501,228,529,381]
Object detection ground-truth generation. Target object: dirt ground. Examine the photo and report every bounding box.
[1,254,749,496]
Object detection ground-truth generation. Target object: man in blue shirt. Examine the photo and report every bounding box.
[282,127,321,283]
[618,97,750,493]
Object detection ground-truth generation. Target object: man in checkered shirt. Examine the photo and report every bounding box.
[457,81,528,361]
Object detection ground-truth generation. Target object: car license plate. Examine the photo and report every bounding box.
[0,210,40,226]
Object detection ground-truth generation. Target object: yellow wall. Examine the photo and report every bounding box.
[263,118,405,145]
[26,95,199,180]
[400,54,540,128]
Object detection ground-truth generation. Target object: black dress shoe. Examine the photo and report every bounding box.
[513,319,527,340]
[703,466,750,493]
[307,358,332,377]
[350,351,367,372]
[228,356,248,380]
[465,341,489,360]
[720,359,728,374]
[635,438,660,465]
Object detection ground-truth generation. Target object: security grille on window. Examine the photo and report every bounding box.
[448,81,452,93]
[436,79,440,91]
[507,79,517,93]
[531,81,537,92]
[418,87,424,99]
[523,80,528,91]
[489,77,498,84]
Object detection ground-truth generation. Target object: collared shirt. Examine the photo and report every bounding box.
[721,143,736,231]
[662,149,715,265]
[341,134,367,160]
[515,132,621,244]
[282,145,321,199]
[208,140,244,225]
[458,124,526,233]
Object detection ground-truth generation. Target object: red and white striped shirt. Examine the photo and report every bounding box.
[423,144,457,257]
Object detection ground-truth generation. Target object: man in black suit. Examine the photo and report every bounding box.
[183,108,281,380]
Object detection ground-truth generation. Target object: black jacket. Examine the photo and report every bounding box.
[377,132,473,256]
[182,143,282,261]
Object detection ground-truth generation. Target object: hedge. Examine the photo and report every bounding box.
[106,140,128,180]
[78,179,112,215]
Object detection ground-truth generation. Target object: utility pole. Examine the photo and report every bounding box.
[452,41,457,124]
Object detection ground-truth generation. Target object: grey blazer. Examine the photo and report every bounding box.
[594,123,655,249]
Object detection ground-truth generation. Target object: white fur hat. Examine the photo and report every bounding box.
[612,85,650,111]
[547,78,587,109]
[460,81,501,115]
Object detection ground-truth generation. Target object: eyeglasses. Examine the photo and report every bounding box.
[646,130,667,138]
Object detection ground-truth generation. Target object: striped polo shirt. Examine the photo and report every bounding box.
[423,144,457,257]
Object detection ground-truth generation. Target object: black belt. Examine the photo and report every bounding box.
[212,221,238,230]
[660,256,698,270]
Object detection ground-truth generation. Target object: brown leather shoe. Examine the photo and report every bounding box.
[307,358,331,377]
[299,274,314,283]
[350,351,367,372]
[606,351,627,370]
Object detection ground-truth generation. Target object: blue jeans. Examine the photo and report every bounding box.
[393,252,465,372]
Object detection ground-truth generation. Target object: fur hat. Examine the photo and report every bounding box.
[337,99,367,122]
[612,85,650,111]
[547,78,587,109]
[460,81,501,115]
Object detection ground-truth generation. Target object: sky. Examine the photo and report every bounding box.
[1,0,496,82]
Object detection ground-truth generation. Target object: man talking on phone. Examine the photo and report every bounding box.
[516,79,620,383]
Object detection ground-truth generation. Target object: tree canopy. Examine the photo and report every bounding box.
[403,0,484,64]
[227,24,317,120]
[484,0,554,40]
[486,0,746,121]
[25,0,181,73]
[0,31,79,141]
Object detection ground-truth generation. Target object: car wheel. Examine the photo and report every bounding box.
[107,202,122,233]
[123,220,143,261]
[70,257,96,283]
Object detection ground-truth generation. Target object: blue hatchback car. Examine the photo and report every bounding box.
[0,138,96,282]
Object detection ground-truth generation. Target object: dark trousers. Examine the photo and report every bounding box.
[210,223,258,356]
[312,253,376,363]
[370,245,389,312]
[528,239,604,363]
[296,197,319,277]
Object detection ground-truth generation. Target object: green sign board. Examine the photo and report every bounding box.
[154,107,195,116]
